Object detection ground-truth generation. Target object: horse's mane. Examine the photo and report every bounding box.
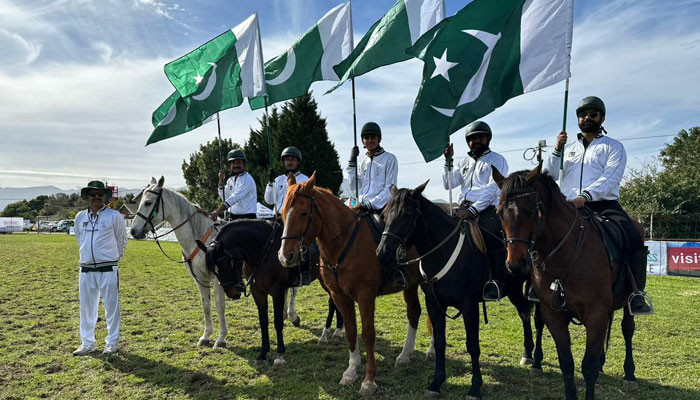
[216,218,274,238]
[389,188,455,227]
[281,180,340,218]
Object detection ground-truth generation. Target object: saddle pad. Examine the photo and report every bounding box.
[590,210,629,264]
[468,221,487,255]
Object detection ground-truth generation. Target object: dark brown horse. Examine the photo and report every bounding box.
[278,172,423,396]
[493,164,642,400]
[199,219,343,368]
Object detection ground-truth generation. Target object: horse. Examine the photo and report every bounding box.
[493,164,642,400]
[197,218,344,368]
[278,172,424,396]
[376,182,545,399]
[129,177,300,349]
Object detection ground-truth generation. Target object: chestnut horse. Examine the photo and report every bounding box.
[493,164,642,400]
[278,173,423,396]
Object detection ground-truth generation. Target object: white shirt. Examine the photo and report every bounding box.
[346,149,398,210]
[442,150,508,215]
[544,133,626,202]
[74,207,127,267]
[264,172,309,212]
[219,172,258,215]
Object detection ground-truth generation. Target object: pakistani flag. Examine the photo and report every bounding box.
[409,0,573,161]
[249,2,352,110]
[146,92,218,145]
[156,13,264,134]
[328,0,445,92]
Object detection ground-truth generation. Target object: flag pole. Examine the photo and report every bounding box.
[351,77,359,202]
[446,140,454,217]
[264,96,277,216]
[216,112,224,169]
[558,78,569,186]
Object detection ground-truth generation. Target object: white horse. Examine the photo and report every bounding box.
[130,177,300,348]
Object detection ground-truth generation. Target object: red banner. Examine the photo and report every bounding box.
[667,247,700,272]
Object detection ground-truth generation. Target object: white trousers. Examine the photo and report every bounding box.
[78,268,120,347]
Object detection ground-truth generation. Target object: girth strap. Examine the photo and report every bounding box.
[186,226,214,261]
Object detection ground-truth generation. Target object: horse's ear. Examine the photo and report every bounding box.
[287,173,297,186]
[390,184,398,196]
[305,171,317,190]
[525,161,543,185]
[412,180,429,198]
[158,176,165,188]
[151,177,157,185]
[491,165,505,189]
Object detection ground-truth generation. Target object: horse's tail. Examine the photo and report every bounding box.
[605,311,614,353]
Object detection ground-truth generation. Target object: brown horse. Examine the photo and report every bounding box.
[493,164,642,400]
[278,172,423,396]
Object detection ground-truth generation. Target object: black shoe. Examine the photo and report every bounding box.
[392,269,406,288]
[289,269,302,287]
[483,280,502,302]
[527,286,540,303]
[628,292,653,315]
[301,270,312,286]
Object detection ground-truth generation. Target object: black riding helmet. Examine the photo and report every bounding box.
[576,96,606,116]
[360,122,382,138]
[280,146,302,163]
[227,149,246,162]
[464,120,492,141]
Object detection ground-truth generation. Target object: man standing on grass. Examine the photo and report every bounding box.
[73,180,127,356]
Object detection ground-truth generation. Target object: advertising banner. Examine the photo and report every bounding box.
[645,240,667,276]
[667,242,700,277]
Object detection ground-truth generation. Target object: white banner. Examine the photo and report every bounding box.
[645,240,667,276]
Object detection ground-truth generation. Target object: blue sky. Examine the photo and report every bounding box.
[1,0,699,201]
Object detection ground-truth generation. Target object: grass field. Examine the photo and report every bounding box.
[1,234,699,399]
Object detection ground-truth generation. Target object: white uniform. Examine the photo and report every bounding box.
[219,172,257,216]
[74,206,127,348]
[544,133,626,202]
[346,149,398,210]
[265,172,309,212]
[443,150,508,216]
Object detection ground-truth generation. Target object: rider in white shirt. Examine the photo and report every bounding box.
[443,121,509,301]
[210,149,258,221]
[544,96,652,315]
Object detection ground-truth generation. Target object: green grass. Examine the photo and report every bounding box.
[1,234,699,399]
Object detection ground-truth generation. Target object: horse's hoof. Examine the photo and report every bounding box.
[317,336,329,345]
[291,316,301,327]
[333,328,344,339]
[340,373,357,386]
[359,380,378,396]
[395,356,411,368]
[197,338,211,347]
[213,341,227,349]
[466,396,481,400]
[520,357,533,366]
[273,356,286,369]
[425,351,436,362]
[529,367,543,377]
[622,379,639,391]
[424,389,440,398]
[253,359,266,368]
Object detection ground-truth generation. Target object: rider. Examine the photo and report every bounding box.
[265,146,311,286]
[443,121,509,302]
[346,122,403,288]
[544,96,653,315]
[210,149,258,221]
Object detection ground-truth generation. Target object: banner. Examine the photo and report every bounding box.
[645,240,667,276]
[667,242,700,277]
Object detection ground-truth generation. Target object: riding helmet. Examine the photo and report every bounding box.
[360,122,382,138]
[464,120,492,141]
[576,96,606,116]
[280,146,302,163]
[227,149,246,162]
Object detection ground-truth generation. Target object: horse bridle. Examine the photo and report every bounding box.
[381,199,422,264]
[135,188,164,233]
[279,192,317,262]
[502,188,544,267]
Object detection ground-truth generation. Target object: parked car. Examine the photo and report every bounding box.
[54,220,74,233]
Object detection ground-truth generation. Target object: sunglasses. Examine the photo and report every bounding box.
[577,111,600,119]
[88,192,105,198]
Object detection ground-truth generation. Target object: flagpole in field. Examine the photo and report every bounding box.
[558,78,570,186]
[446,140,454,217]
[351,77,359,202]
[264,97,277,216]
[216,112,224,169]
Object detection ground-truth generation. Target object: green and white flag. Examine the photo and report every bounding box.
[146,91,218,146]
[249,2,352,110]
[328,0,444,92]
[161,13,265,128]
[409,0,573,161]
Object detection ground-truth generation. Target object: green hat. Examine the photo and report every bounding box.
[576,96,606,116]
[360,122,382,137]
[81,180,112,202]
[465,120,492,140]
[280,146,302,162]
[227,149,246,162]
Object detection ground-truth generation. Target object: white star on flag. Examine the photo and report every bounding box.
[193,74,204,85]
[430,49,458,82]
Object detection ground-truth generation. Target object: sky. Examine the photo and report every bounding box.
[1,0,699,202]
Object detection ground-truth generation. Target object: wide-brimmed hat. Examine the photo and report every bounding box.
[81,180,112,202]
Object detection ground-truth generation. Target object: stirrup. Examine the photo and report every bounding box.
[482,280,501,302]
[527,287,540,303]
[627,292,654,316]
[393,269,407,288]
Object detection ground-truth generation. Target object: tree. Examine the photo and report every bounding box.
[244,92,343,203]
[1,200,34,219]
[182,137,239,211]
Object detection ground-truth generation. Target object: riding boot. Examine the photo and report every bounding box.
[483,247,505,301]
[289,267,302,288]
[392,265,407,289]
[300,257,312,286]
[628,248,653,315]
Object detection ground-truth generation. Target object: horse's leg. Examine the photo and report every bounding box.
[396,284,422,367]
[464,300,483,400]
[319,295,343,345]
[272,289,287,369]
[334,299,345,338]
[531,302,545,376]
[287,287,301,327]
[357,293,378,396]
[252,290,270,368]
[212,279,228,348]
[426,317,436,361]
[424,299,446,398]
[333,291,360,386]
[581,312,608,400]
[195,282,214,347]
[543,309,577,400]
[621,308,639,391]
[507,278,534,365]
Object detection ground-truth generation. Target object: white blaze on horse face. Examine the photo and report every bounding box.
[507,202,519,219]
[278,206,295,266]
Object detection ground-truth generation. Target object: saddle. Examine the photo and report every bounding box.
[360,210,385,245]
[586,209,631,297]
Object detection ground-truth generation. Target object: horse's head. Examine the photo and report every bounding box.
[197,238,245,300]
[131,176,166,239]
[493,164,544,276]
[376,181,428,267]
[278,172,322,268]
